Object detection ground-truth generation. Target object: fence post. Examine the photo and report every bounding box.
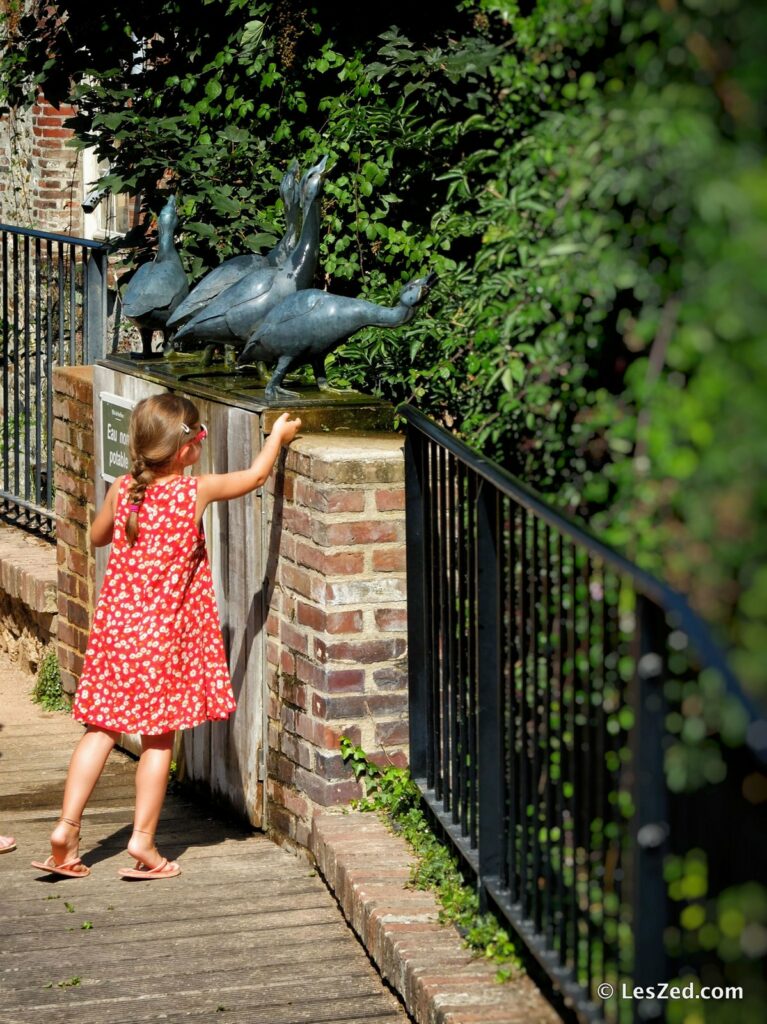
[85,247,107,363]
[405,427,429,782]
[476,479,504,906]
[630,595,670,1022]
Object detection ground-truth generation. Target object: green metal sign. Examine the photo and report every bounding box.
[100,392,135,483]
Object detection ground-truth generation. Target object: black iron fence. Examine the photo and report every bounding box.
[402,405,767,1024]
[0,223,109,534]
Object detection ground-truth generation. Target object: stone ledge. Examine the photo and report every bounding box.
[0,525,58,613]
[287,434,405,485]
[0,522,57,672]
[310,810,561,1024]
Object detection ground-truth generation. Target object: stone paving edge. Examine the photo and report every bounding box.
[310,809,561,1024]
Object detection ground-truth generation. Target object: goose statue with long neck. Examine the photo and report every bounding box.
[172,155,328,350]
[238,271,437,399]
[121,194,188,357]
[167,159,301,331]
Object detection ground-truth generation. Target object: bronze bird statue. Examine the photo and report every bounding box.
[121,195,188,358]
[166,159,301,332]
[171,155,328,351]
[238,272,437,399]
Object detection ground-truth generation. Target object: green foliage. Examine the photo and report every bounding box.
[0,0,480,288]
[31,651,69,713]
[167,758,184,793]
[340,737,521,977]
[46,973,82,988]
[1,0,764,690]
[664,852,767,1024]
[340,738,415,818]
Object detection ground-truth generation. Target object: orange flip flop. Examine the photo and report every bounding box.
[30,855,90,878]
[118,857,181,880]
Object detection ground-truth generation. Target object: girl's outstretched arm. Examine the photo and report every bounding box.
[91,476,122,547]
[195,413,301,518]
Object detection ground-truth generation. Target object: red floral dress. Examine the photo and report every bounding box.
[73,474,236,735]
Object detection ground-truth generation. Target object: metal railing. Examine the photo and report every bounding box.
[401,405,767,1024]
[0,223,109,534]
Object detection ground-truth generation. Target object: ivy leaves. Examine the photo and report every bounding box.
[1,0,765,687]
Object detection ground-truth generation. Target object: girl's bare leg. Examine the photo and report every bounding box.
[50,725,119,864]
[127,732,175,868]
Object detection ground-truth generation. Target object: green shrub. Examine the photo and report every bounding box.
[31,651,69,713]
[2,0,764,690]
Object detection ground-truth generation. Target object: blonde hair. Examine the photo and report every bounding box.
[125,393,200,546]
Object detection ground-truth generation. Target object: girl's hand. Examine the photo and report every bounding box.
[274,412,302,445]
[91,475,121,547]
[196,413,302,516]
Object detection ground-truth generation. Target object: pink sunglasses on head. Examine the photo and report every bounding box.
[181,422,208,444]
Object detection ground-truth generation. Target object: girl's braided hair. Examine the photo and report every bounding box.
[125,393,200,547]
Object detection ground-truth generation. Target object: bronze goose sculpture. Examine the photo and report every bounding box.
[171,155,328,351]
[121,195,188,358]
[166,159,301,331]
[238,271,437,399]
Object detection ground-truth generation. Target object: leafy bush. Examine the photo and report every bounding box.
[1,0,764,690]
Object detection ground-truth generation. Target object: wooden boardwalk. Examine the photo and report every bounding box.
[0,654,409,1024]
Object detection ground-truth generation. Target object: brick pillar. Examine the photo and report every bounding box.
[265,435,409,849]
[53,366,95,694]
[28,94,82,234]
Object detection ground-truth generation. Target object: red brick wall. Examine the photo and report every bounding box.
[52,366,96,693]
[30,95,82,233]
[264,435,409,848]
[0,93,83,234]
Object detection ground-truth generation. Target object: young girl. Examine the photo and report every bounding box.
[31,393,301,880]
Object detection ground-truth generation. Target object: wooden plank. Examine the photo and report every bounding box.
[222,406,263,825]
[1,879,329,916]
[0,929,353,968]
[242,408,265,824]
[184,394,224,797]
[0,995,404,1024]
[1,954,370,1003]
[6,967,395,1000]
[2,893,333,923]
[0,921,356,967]
[208,399,235,808]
